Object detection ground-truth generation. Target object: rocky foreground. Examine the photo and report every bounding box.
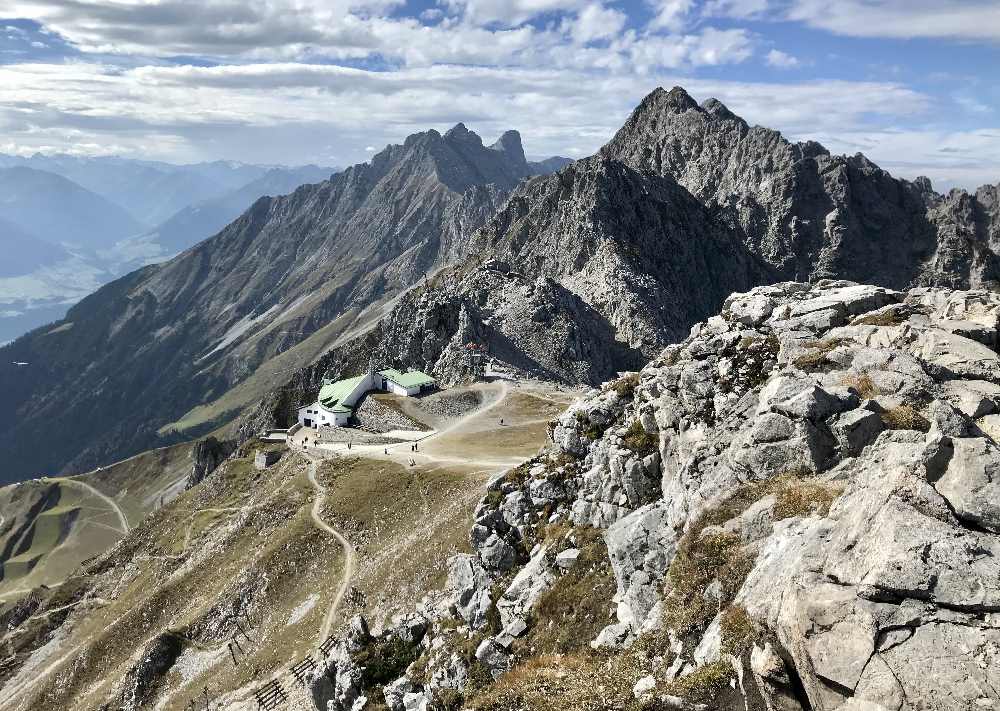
[313,281,1000,711]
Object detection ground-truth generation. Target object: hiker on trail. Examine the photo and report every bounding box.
[348,441,352,450]
[384,447,388,455]
[500,417,504,426]
[414,442,418,451]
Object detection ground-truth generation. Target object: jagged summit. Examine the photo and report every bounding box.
[489,129,527,168]
[443,121,479,143]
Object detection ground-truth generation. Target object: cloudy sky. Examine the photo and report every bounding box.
[1,0,998,190]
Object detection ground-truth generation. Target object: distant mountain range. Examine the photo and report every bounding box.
[6,86,998,485]
[0,155,337,345]
[0,128,569,481]
[0,166,146,250]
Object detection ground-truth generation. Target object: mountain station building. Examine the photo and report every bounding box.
[297,368,436,428]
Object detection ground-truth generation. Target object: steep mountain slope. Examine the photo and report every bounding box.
[147,165,336,254]
[0,127,558,482]
[257,86,1000,415]
[0,383,571,711]
[602,88,1000,288]
[0,167,146,250]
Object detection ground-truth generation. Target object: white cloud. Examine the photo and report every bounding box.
[647,0,695,31]
[2,0,997,191]
[788,0,1000,41]
[565,3,627,44]
[624,27,755,71]
[443,0,588,25]
[703,0,770,19]
[706,0,1000,42]
[0,61,955,178]
[765,49,799,68]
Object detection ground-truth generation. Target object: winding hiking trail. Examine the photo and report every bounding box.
[304,453,357,641]
[57,478,130,534]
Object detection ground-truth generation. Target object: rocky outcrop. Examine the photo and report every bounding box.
[186,436,235,489]
[320,281,1000,711]
[544,280,1000,709]
[117,631,185,711]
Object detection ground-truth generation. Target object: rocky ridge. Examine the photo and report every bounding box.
[0,126,565,483]
[307,281,1000,711]
[243,87,1000,439]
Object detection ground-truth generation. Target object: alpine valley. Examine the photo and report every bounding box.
[1,88,999,711]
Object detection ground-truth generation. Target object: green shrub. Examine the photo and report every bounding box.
[354,635,422,689]
[664,660,733,704]
[621,420,658,457]
[719,605,761,657]
[575,412,607,441]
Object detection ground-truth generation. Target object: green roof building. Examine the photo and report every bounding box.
[297,367,436,429]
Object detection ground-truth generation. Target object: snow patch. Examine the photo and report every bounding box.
[197,304,278,362]
[286,593,319,626]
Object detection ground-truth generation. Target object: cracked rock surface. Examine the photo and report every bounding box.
[544,280,1000,710]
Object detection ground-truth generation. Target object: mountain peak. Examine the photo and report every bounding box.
[639,86,699,114]
[444,122,483,145]
[489,130,527,168]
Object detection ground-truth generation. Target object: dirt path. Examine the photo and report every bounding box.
[304,453,357,641]
[55,478,130,534]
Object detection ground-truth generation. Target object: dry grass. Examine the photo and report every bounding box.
[663,660,733,704]
[851,310,908,327]
[842,372,880,400]
[575,412,607,441]
[773,478,844,519]
[661,529,755,639]
[719,605,761,658]
[610,373,640,401]
[660,469,841,641]
[466,653,642,711]
[522,528,617,655]
[792,338,844,372]
[881,405,931,432]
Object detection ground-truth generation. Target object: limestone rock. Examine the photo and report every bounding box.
[935,437,1000,532]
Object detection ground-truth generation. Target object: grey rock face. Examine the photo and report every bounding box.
[604,501,676,629]
[117,632,185,711]
[523,280,1000,710]
[446,554,493,630]
[935,436,1000,532]
[187,436,235,489]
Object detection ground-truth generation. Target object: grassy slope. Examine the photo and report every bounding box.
[2,449,486,710]
[0,441,194,600]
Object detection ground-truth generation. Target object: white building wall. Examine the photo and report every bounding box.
[385,380,419,396]
[342,373,376,408]
[297,403,350,428]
